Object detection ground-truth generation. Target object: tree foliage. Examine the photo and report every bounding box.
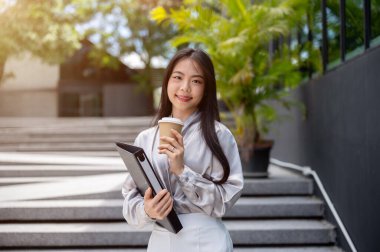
[0,0,86,82]
[72,0,180,92]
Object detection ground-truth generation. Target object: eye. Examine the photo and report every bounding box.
[192,79,203,84]
[172,75,182,80]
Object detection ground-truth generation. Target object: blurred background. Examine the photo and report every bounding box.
[1,0,378,118]
[0,0,181,117]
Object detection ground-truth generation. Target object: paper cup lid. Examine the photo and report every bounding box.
[158,117,184,125]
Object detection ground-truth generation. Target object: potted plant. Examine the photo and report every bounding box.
[151,0,307,177]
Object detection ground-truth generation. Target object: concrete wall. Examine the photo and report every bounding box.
[267,45,380,252]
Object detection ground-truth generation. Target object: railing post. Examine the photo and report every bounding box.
[340,0,346,62]
[307,11,313,78]
[364,0,371,49]
[321,0,328,72]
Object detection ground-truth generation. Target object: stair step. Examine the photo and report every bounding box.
[0,143,126,152]
[0,250,147,252]
[14,151,121,157]
[0,176,313,202]
[0,220,336,247]
[0,127,142,134]
[228,219,336,245]
[0,136,136,144]
[234,246,343,252]
[0,173,125,202]
[0,166,124,177]
[15,190,123,200]
[0,117,153,128]
[243,177,313,195]
[70,177,314,198]
[225,197,324,218]
[0,197,324,221]
[234,248,343,252]
[0,152,124,166]
[0,247,344,252]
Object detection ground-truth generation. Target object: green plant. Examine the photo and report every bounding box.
[152,0,308,157]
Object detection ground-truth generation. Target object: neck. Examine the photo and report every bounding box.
[171,108,197,122]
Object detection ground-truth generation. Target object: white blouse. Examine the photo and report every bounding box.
[122,111,244,227]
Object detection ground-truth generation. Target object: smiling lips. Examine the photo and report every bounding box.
[176,95,192,102]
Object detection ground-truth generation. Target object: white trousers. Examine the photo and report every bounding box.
[147,213,233,252]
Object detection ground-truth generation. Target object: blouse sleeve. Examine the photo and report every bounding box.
[121,133,154,227]
[176,125,244,217]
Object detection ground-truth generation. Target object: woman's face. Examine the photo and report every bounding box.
[167,58,205,119]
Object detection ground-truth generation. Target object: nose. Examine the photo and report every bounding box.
[180,79,191,92]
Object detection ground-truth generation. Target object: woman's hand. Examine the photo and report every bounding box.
[144,187,173,220]
[158,129,184,176]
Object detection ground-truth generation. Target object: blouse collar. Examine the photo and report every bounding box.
[181,110,201,135]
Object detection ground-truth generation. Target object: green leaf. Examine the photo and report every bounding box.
[150,6,167,23]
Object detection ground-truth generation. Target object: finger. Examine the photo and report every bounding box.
[160,136,181,149]
[157,196,173,219]
[159,136,175,144]
[158,148,174,157]
[171,129,184,146]
[161,195,173,213]
[155,191,171,211]
[161,199,173,218]
[151,189,168,204]
[158,143,174,150]
[158,144,178,155]
[144,187,152,201]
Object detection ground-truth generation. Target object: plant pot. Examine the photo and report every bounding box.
[239,140,274,178]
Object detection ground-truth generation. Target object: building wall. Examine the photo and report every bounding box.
[0,53,59,117]
[1,53,59,91]
[267,45,380,252]
[0,53,155,117]
[0,89,58,117]
[103,84,154,117]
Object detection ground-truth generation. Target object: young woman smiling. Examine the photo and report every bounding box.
[122,48,243,252]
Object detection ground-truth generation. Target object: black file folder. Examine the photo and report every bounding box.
[116,142,183,234]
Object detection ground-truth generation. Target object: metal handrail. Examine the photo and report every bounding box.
[270,158,357,252]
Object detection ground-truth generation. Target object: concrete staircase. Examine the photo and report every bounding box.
[0,117,343,251]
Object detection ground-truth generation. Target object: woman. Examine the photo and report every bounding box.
[122,48,243,252]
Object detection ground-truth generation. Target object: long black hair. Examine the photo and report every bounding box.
[154,48,230,184]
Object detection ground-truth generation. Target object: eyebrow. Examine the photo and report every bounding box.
[172,71,204,79]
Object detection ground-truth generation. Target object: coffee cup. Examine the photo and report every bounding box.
[158,117,184,145]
